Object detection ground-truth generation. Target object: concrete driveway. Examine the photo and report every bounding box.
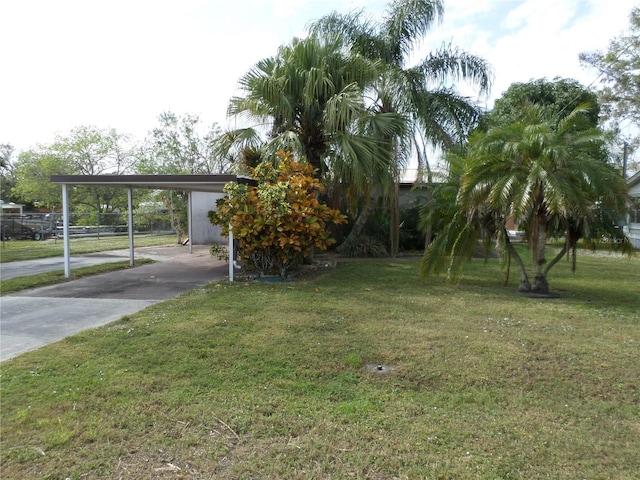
[0,245,228,361]
[0,252,132,280]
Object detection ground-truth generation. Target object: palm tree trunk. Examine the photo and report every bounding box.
[504,248,511,287]
[422,181,435,249]
[503,230,531,291]
[544,243,567,277]
[343,190,376,244]
[424,225,433,250]
[544,226,580,277]
[532,214,549,294]
[390,181,400,256]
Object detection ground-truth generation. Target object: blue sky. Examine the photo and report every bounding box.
[1,0,637,154]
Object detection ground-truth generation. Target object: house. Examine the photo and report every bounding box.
[624,171,640,248]
[0,200,24,216]
[398,167,447,209]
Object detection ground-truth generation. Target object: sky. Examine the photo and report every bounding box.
[1,0,638,155]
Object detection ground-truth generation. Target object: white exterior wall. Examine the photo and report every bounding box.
[625,224,640,248]
[191,191,226,245]
[626,172,640,248]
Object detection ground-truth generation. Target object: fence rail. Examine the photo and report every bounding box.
[1,212,176,241]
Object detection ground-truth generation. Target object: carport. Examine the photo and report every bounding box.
[50,174,255,282]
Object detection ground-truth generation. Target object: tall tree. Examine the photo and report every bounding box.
[136,112,234,242]
[309,0,492,254]
[421,103,629,294]
[137,112,231,175]
[229,35,406,251]
[11,150,69,209]
[1,143,18,203]
[13,127,134,212]
[0,143,13,170]
[488,78,600,127]
[227,35,405,205]
[580,7,640,173]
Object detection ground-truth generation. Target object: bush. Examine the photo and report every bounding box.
[337,235,388,257]
[209,243,229,262]
[209,151,346,277]
[357,204,425,253]
[399,205,425,251]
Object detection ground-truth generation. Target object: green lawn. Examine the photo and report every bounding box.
[0,233,178,263]
[1,252,638,479]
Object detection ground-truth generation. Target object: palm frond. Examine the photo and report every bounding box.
[329,132,394,186]
[419,208,480,281]
[413,89,482,147]
[383,0,444,64]
[262,131,307,161]
[417,44,492,95]
[323,83,365,133]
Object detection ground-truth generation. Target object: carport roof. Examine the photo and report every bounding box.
[50,174,256,193]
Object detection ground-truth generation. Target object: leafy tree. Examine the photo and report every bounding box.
[309,0,492,254]
[0,143,13,170]
[1,143,19,203]
[136,112,234,241]
[421,104,629,294]
[209,151,346,277]
[11,150,68,209]
[488,78,600,127]
[13,127,134,212]
[580,7,640,163]
[137,112,231,175]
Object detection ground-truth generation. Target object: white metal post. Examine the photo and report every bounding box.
[127,188,134,267]
[188,191,193,254]
[62,184,71,278]
[228,226,234,282]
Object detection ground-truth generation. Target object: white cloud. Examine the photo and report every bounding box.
[0,0,637,154]
[443,0,508,20]
[503,0,581,31]
[421,0,638,104]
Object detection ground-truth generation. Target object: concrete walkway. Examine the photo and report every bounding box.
[0,245,227,361]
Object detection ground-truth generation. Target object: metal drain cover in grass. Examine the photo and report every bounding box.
[365,363,393,374]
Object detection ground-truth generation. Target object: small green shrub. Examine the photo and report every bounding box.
[337,235,388,257]
[399,205,425,251]
[209,243,229,262]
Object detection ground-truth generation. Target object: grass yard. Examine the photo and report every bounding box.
[0,233,178,263]
[1,251,638,479]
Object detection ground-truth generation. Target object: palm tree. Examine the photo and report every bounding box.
[227,35,405,194]
[309,0,492,254]
[421,103,630,293]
